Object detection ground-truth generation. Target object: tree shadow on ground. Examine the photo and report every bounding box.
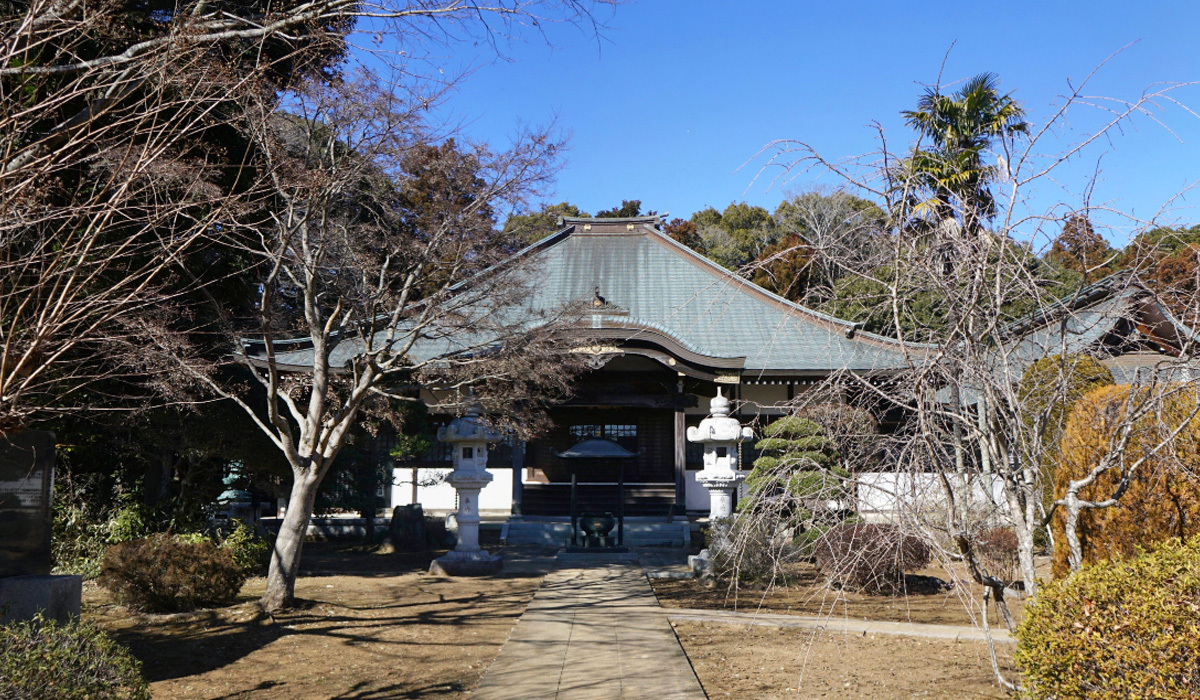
[87,540,551,694]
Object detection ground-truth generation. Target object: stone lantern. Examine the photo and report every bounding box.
[429,404,503,576]
[686,388,753,518]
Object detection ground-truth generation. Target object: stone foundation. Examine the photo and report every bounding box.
[430,551,503,576]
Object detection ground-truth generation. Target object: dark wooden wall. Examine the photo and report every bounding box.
[526,407,675,483]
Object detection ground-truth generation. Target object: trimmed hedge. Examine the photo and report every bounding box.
[0,617,149,700]
[1015,534,1200,699]
[99,534,247,612]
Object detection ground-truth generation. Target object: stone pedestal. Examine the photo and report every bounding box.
[430,405,503,576]
[0,574,82,624]
[686,389,753,519]
[429,549,503,576]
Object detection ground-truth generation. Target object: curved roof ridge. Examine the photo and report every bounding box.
[600,316,746,361]
[640,225,918,350]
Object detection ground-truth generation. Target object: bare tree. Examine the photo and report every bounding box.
[160,73,584,611]
[0,44,247,432]
[0,0,610,432]
[753,65,1200,689]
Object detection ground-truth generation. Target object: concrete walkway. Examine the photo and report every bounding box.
[472,564,707,700]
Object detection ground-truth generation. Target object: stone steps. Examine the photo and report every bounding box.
[502,518,690,547]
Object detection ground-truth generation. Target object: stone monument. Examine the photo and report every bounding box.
[0,430,81,624]
[686,389,753,519]
[429,405,503,576]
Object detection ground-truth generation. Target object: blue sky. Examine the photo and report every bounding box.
[366,1,1200,248]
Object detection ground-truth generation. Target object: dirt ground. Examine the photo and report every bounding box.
[84,544,544,700]
[83,545,1024,699]
[651,561,1030,628]
[652,561,1023,698]
[673,621,1015,699]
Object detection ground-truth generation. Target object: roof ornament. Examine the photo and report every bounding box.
[710,386,731,417]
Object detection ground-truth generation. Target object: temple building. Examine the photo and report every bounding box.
[249,215,1200,542]
[389,215,912,533]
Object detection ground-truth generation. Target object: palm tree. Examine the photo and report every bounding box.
[898,72,1028,236]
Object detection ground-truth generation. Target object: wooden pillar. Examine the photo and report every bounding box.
[674,408,686,510]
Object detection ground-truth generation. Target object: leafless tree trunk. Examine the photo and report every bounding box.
[158,73,585,610]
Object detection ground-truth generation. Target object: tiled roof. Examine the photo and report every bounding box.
[520,220,912,372]
[252,218,916,374]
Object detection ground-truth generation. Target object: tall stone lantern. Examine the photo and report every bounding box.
[686,388,753,518]
[429,405,503,576]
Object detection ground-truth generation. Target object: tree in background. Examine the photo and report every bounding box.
[501,202,590,246]
[750,234,816,301]
[1046,215,1116,279]
[690,202,779,270]
[663,218,703,252]
[595,199,644,218]
[1117,224,1200,321]
[756,190,888,303]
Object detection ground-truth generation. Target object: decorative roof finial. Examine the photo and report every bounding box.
[710,387,731,417]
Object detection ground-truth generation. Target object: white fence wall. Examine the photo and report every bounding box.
[855,472,1010,524]
[390,467,514,513]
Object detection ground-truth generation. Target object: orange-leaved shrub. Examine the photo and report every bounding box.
[99,534,247,612]
[1015,534,1200,700]
[1051,384,1200,577]
[1017,354,1114,512]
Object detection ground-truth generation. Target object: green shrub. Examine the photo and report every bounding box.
[174,531,212,545]
[52,496,157,579]
[1018,353,1114,513]
[812,522,931,594]
[0,616,149,700]
[1015,534,1200,699]
[99,534,247,612]
[218,520,272,575]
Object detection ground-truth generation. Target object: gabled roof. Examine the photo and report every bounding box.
[512,216,912,374]
[1000,271,1198,371]
[248,215,918,375]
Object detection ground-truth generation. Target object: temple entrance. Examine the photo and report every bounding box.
[521,406,677,516]
[517,355,689,517]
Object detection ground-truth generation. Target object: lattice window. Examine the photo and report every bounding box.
[569,424,600,439]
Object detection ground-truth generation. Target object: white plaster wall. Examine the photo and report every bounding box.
[739,384,790,415]
[855,472,1009,523]
[390,467,514,513]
